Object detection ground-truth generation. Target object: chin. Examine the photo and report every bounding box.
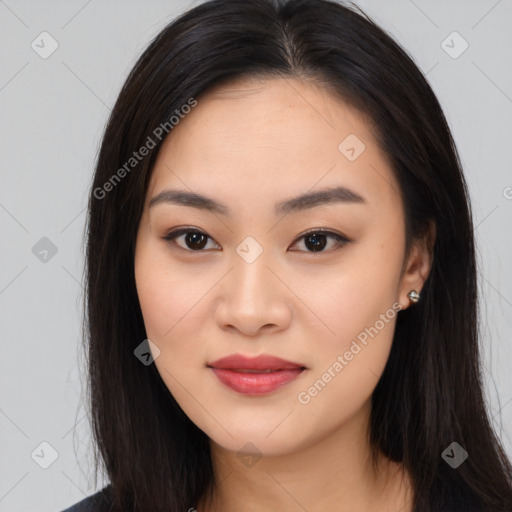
[203,420,310,458]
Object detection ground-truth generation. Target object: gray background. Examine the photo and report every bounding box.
[0,1,511,511]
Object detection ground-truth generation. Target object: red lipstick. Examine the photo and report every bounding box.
[208,354,306,395]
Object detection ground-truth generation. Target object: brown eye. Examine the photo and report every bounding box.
[162,229,219,251]
[289,230,350,253]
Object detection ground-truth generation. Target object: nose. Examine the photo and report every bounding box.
[214,248,292,337]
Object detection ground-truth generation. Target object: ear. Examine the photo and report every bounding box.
[398,219,436,310]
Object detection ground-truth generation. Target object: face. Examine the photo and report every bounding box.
[134,76,424,457]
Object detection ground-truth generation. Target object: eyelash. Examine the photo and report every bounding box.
[161,227,351,254]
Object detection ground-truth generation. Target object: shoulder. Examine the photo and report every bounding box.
[59,485,113,512]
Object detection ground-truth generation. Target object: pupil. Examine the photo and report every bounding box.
[186,232,207,250]
[305,233,327,252]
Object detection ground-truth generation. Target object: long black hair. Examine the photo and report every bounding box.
[82,0,512,510]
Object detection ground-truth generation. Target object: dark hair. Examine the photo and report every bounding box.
[82,0,512,510]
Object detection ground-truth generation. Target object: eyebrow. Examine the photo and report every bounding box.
[148,185,366,216]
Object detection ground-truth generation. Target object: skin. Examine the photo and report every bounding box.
[134,76,435,512]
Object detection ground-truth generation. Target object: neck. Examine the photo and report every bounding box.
[196,400,413,512]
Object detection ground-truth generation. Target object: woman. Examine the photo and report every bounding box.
[61,0,512,510]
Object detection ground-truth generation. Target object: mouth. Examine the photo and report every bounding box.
[207,353,307,394]
[207,364,306,394]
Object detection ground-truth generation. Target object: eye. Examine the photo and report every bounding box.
[161,227,350,253]
[162,228,220,251]
[289,229,350,253]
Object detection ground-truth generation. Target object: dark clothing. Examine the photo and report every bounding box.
[60,484,489,512]
[59,485,113,512]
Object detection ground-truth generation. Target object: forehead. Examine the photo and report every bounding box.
[147,76,400,214]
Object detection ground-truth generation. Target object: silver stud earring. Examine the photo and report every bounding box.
[407,289,420,304]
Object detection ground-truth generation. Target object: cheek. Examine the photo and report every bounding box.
[304,275,398,367]
[134,258,205,402]
[135,241,204,341]
[296,239,403,383]
[294,273,400,429]
[303,251,400,328]
[134,243,217,406]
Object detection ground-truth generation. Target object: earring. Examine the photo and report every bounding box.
[407,289,420,304]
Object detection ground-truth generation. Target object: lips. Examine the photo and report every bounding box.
[208,353,306,371]
[207,354,306,394]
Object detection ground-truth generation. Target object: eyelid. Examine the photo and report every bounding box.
[162,227,220,251]
[161,227,351,252]
[290,228,351,251]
